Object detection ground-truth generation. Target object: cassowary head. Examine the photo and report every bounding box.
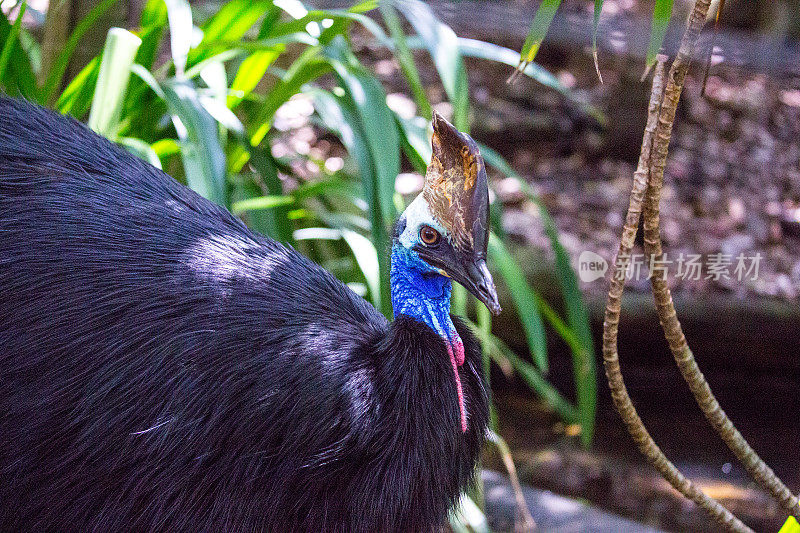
[393,112,501,315]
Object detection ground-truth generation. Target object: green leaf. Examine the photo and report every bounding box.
[311,88,392,317]
[117,136,162,168]
[0,5,39,100]
[231,195,295,213]
[56,56,101,116]
[480,142,596,446]
[88,28,143,138]
[249,48,332,147]
[228,47,283,109]
[191,0,274,65]
[469,319,579,424]
[516,0,562,71]
[42,0,121,103]
[488,233,548,373]
[394,0,468,130]
[379,1,431,118]
[237,141,294,243]
[593,0,604,82]
[645,0,674,73]
[0,2,26,89]
[394,113,430,172]
[450,494,489,533]
[162,78,227,206]
[164,0,192,77]
[457,37,606,126]
[341,229,381,312]
[323,37,400,226]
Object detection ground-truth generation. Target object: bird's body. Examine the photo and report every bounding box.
[0,98,492,531]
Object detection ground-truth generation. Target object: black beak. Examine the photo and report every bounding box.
[457,258,502,316]
[418,245,501,316]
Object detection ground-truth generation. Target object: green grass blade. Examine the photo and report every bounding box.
[117,136,162,168]
[0,5,39,100]
[457,37,606,127]
[311,88,391,316]
[516,0,562,71]
[394,113,430,172]
[228,47,283,109]
[191,0,274,65]
[239,141,294,243]
[479,142,596,445]
[162,78,227,206]
[341,229,381,311]
[469,319,578,423]
[593,0,604,82]
[379,1,431,119]
[42,0,120,103]
[488,233,548,373]
[164,0,192,77]
[249,48,332,147]
[0,2,26,88]
[232,195,295,213]
[324,37,399,226]
[87,28,142,139]
[450,493,490,533]
[394,0,468,130]
[56,55,101,116]
[645,0,673,74]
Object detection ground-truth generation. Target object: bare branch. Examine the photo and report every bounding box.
[602,50,752,532]
[642,0,800,521]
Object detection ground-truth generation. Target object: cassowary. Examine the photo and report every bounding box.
[0,97,499,532]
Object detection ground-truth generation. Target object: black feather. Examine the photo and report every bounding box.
[0,97,489,532]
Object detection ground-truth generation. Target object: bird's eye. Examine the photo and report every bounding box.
[419,225,441,246]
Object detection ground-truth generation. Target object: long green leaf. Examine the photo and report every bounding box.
[162,78,227,206]
[164,0,192,77]
[379,1,431,119]
[56,56,101,116]
[0,2,26,87]
[645,0,674,73]
[42,0,120,103]
[394,0,468,131]
[311,88,391,316]
[232,195,294,213]
[0,5,38,99]
[469,319,579,423]
[249,47,332,147]
[488,233,548,373]
[457,37,606,126]
[324,37,399,226]
[228,47,283,109]
[480,142,596,445]
[515,0,562,73]
[190,0,274,65]
[88,28,142,138]
[592,0,604,82]
[779,517,800,533]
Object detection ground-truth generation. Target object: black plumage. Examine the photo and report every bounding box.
[0,97,489,531]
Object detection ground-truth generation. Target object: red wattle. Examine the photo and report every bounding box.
[447,344,468,433]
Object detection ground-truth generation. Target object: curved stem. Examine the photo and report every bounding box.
[641,0,800,520]
[603,53,752,532]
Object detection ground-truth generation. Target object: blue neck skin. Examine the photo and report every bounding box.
[390,243,468,432]
[390,245,462,357]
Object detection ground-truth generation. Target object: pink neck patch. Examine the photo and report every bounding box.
[445,331,467,433]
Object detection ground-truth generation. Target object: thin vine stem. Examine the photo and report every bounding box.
[602,40,752,533]
[641,0,800,520]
